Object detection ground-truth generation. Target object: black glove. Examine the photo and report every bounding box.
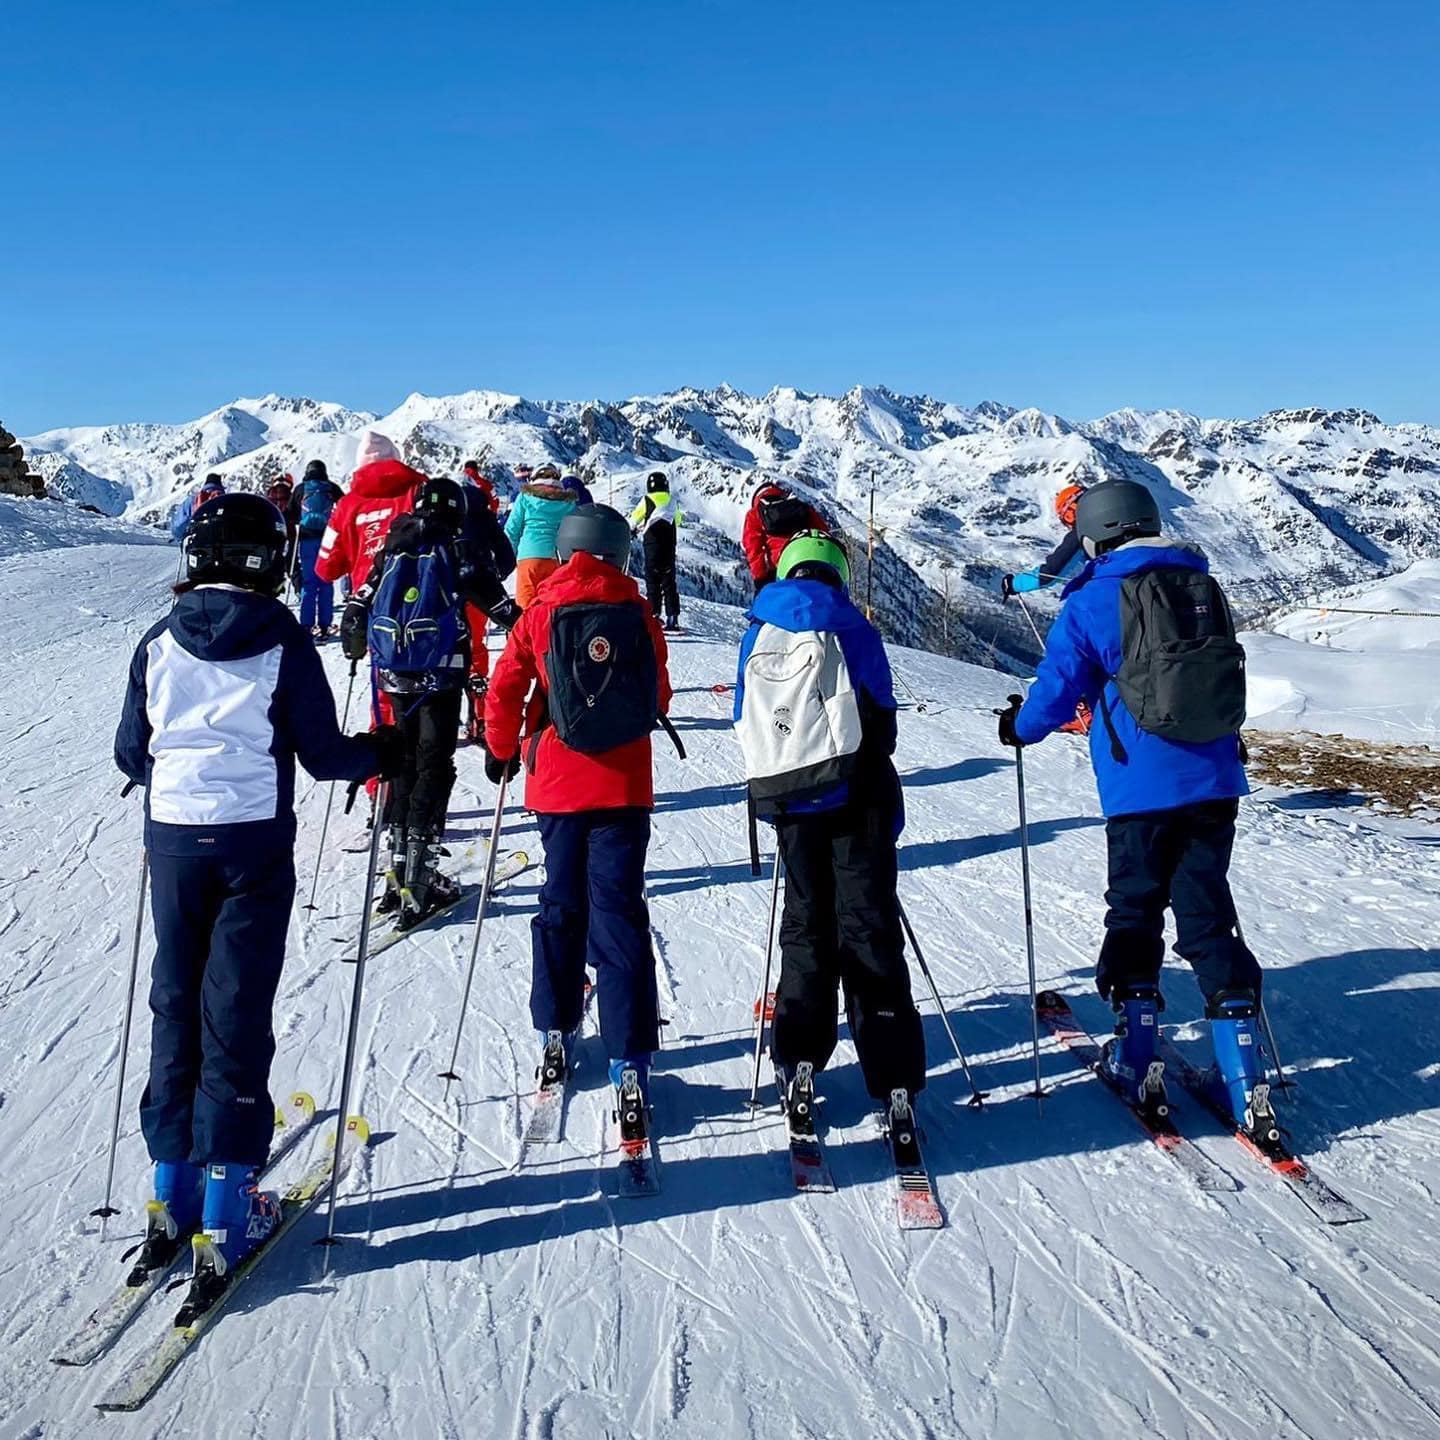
[996,693,1024,749]
[1000,574,1016,600]
[485,751,520,785]
[368,723,406,780]
[486,596,523,631]
[340,600,369,661]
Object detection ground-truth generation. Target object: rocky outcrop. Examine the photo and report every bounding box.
[0,422,46,497]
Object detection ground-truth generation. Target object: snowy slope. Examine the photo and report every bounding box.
[24,389,1440,668]
[1244,561,1440,744]
[3,542,1440,1437]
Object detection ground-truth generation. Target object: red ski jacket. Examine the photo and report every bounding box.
[485,553,672,813]
[741,487,828,582]
[314,458,425,591]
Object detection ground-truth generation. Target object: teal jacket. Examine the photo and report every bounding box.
[504,482,577,562]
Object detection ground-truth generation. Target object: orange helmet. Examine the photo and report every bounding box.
[1054,483,1085,528]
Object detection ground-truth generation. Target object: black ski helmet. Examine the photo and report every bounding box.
[414,475,465,528]
[1074,479,1161,557]
[647,470,668,495]
[184,492,289,592]
[556,503,631,570]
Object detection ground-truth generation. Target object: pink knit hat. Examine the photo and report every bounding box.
[354,431,399,467]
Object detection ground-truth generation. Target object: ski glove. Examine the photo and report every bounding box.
[340,600,369,660]
[368,724,407,780]
[996,695,1024,749]
[484,751,520,785]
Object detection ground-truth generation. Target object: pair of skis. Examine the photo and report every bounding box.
[772,1064,944,1230]
[1036,991,1365,1225]
[54,1102,373,1413]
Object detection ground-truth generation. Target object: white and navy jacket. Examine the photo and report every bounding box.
[115,585,380,858]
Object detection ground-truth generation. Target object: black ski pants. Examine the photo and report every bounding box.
[642,524,679,622]
[773,796,925,1099]
[1098,797,1263,1011]
[142,848,294,1166]
[384,688,463,836]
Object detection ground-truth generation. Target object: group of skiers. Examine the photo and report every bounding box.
[121,444,1271,1312]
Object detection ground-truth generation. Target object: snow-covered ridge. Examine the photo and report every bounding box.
[25,386,1440,663]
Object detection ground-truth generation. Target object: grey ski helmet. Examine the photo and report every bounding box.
[1074,479,1161,557]
[556,503,632,571]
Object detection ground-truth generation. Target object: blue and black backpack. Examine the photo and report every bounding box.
[297,479,338,538]
[367,542,463,677]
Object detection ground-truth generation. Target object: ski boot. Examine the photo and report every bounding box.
[177,1162,281,1324]
[1209,991,1283,1153]
[536,1028,577,1090]
[397,829,459,929]
[777,1061,820,1140]
[375,827,407,916]
[884,1089,922,1168]
[610,1059,652,1159]
[1102,986,1168,1118]
[664,615,681,633]
[125,1161,204,1285]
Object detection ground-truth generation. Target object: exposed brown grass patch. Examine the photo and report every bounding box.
[1244,729,1440,817]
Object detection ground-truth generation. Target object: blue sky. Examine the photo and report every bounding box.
[3,1,1437,432]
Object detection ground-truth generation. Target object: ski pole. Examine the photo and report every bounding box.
[438,772,511,1094]
[303,661,360,913]
[1233,915,1294,1097]
[747,846,784,1110]
[91,849,149,1226]
[896,899,988,1107]
[318,779,388,1260]
[1015,592,1046,652]
[1001,695,1045,1101]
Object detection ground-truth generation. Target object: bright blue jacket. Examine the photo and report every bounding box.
[504,483,577,562]
[1014,541,1249,818]
[735,578,900,820]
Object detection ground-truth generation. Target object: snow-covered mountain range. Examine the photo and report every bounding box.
[25,387,1440,664]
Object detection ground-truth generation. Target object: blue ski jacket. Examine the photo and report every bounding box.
[1014,540,1249,818]
[115,585,382,857]
[735,578,901,821]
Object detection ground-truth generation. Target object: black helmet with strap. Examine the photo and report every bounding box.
[184,493,289,593]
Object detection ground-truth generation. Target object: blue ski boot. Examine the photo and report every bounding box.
[128,1161,204,1284]
[1209,991,1281,1149]
[608,1054,651,1103]
[610,1057,652,1158]
[1102,986,1168,1117]
[177,1162,282,1323]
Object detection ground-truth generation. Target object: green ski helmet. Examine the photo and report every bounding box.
[776,530,850,587]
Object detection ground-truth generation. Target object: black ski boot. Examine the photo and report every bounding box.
[780,1061,820,1139]
[374,827,406,916]
[884,1089,922,1169]
[122,1202,190,1287]
[397,829,459,929]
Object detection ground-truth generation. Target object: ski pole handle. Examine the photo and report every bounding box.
[120,779,139,799]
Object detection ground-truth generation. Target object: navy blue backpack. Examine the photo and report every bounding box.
[367,543,462,676]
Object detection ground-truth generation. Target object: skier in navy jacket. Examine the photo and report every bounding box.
[115,492,400,1287]
[1000,479,1268,1136]
[735,532,926,1126]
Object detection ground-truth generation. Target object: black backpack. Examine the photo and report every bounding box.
[1108,566,1247,746]
[759,494,812,538]
[544,603,659,754]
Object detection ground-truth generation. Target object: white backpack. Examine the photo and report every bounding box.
[737,623,863,814]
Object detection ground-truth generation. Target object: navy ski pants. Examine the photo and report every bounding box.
[531,809,659,1061]
[141,849,294,1167]
[1098,797,1263,1011]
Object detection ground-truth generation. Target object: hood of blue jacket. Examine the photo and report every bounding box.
[1062,539,1209,598]
[168,586,294,663]
[748,577,870,635]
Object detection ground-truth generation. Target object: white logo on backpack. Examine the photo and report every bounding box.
[737,624,863,809]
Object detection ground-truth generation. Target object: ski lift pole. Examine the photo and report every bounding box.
[91,844,149,1226]
[304,661,359,913]
[748,847,784,1110]
[897,900,987,1106]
